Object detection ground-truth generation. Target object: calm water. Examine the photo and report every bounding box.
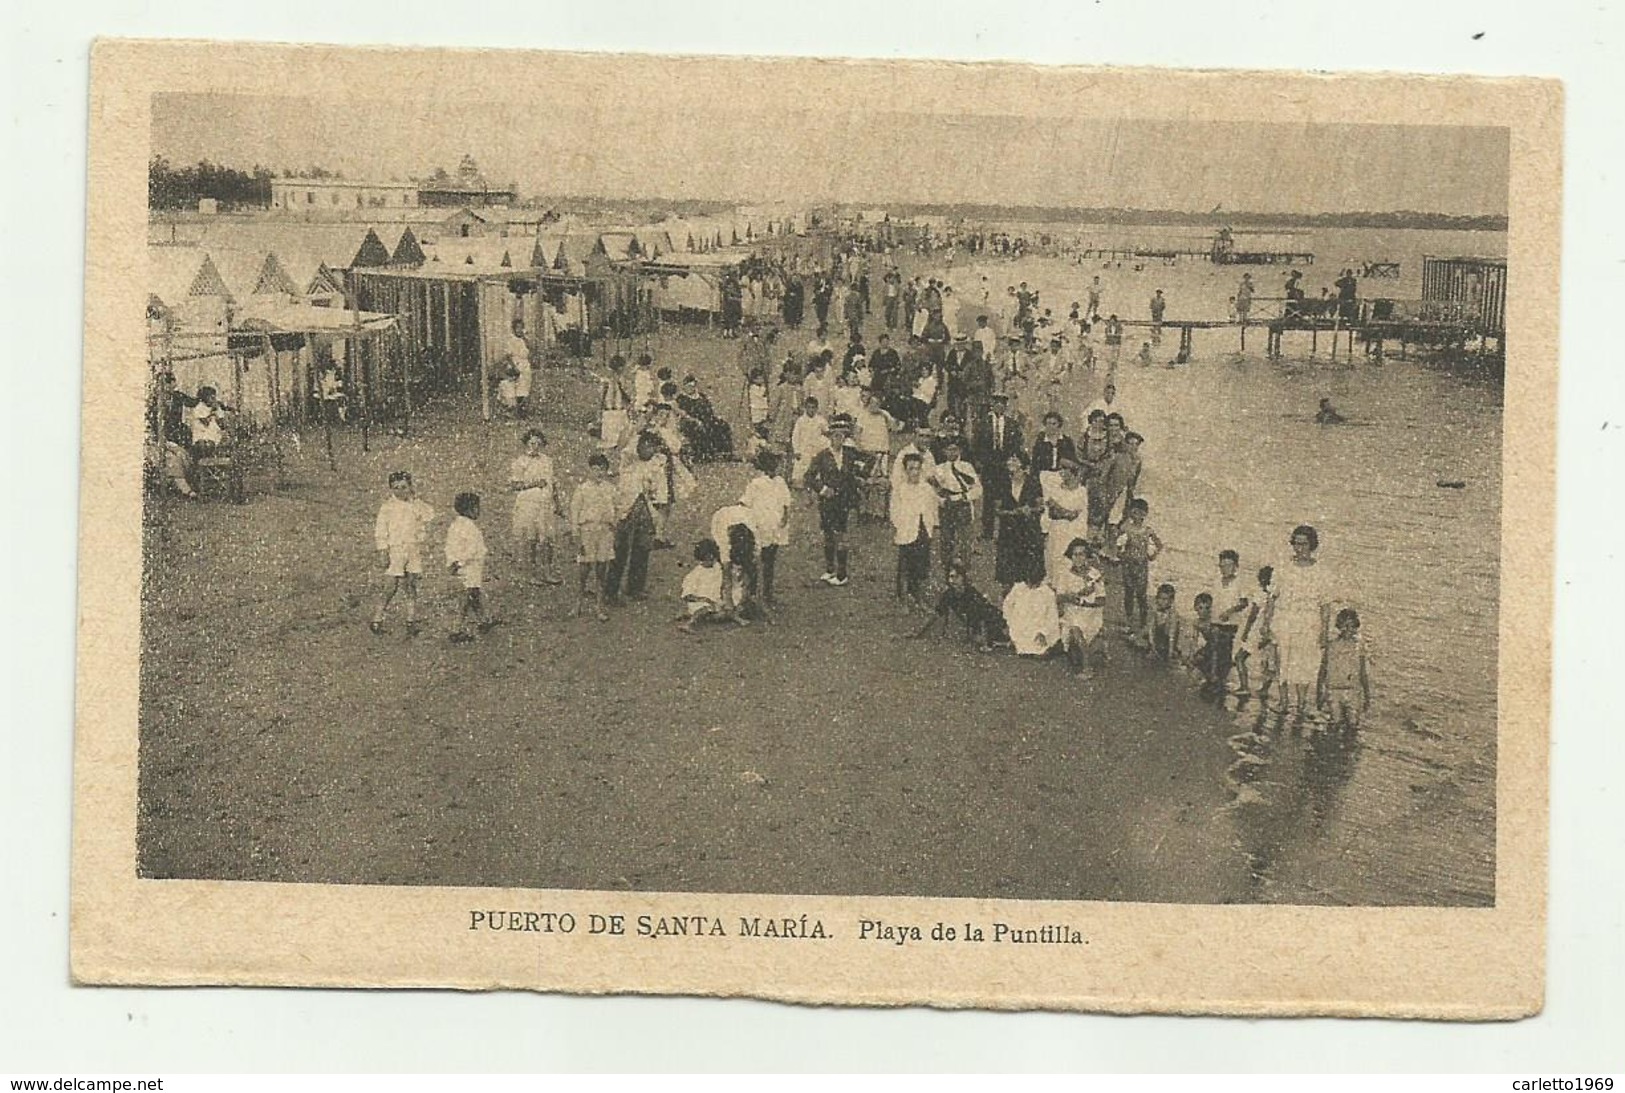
[927,225,1504,905]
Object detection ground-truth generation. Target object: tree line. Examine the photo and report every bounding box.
[148,157,278,211]
[147,159,381,210]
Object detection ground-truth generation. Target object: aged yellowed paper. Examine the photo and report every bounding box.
[74,39,1558,1015]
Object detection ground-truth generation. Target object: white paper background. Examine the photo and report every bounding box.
[4,0,1621,1072]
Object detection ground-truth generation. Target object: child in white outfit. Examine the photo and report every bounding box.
[371,470,434,635]
[445,491,490,642]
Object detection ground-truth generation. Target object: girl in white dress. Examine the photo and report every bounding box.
[1261,524,1334,720]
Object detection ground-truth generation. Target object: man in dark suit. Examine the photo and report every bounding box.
[972,391,1026,539]
[804,414,864,587]
[960,339,995,427]
[1029,410,1078,476]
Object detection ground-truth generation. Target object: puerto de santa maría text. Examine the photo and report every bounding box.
[469,911,1086,945]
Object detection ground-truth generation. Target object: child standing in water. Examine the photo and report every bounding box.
[1113,498,1162,635]
[371,470,434,636]
[1182,592,1215,682]
[1246,565,1281,709]
[445,492,490,643]
[1209,549,1251,694]
[1318,607,1372,731]
[1145,582,1181,660]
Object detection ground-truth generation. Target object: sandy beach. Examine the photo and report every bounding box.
[139,234,1500,907]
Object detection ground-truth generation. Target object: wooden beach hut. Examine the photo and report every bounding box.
[1421,256,1507,338]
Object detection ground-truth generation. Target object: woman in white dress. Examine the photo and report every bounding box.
[1261,524,1334,719]
[1039,458,1090,582]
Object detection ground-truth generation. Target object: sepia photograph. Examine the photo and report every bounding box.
[71,41,1559,1014]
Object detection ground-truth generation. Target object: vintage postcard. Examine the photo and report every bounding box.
[73,40,1559,1015]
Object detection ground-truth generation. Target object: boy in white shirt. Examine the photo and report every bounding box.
[508,429,562,587]
[790,395,830,485]
[445,491,490,643]
[889,452,940,610]
[370,470,434,636]
[740,450,793,608]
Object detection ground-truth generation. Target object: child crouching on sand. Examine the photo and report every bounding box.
[912,564,1008,652]
[445,491,490,643]
[677,539,747,633]
[1318,607,1372,731]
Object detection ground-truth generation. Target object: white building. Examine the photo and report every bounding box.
[271,178,419,212]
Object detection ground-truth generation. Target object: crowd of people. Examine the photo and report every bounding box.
[364,235,1370,730]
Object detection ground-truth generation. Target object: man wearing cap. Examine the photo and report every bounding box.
[929,434,982,577]
[972,391,1026,539]
[804,413,863,587]
[929,412,970,465]
[943,337,971,422]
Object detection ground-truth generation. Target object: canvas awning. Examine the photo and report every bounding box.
[232,297,398,336]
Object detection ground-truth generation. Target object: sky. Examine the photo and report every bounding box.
[152,92,1509,216]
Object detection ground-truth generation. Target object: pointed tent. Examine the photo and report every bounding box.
[555,235,597,276]
[595,232,640,261]
[148,246,234,313]
[634,228,673,260]
[352,228,392,269]
[391,227,427,267]
[207,248,298,301]
[530,235,563,270]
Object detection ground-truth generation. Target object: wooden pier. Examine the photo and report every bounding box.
[1113,312,1494,365]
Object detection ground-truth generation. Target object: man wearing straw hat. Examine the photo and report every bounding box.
[804,413,863,587]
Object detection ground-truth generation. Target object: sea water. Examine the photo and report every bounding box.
[925,225,1505,905]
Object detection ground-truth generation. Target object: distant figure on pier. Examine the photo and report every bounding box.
[1236,273,1254,324]
[1284,270,1305,317]
[1149,289,1166,345]
[1315,398,1346,425]
[1335,268,1360,324]
[1086,276,1103,321]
